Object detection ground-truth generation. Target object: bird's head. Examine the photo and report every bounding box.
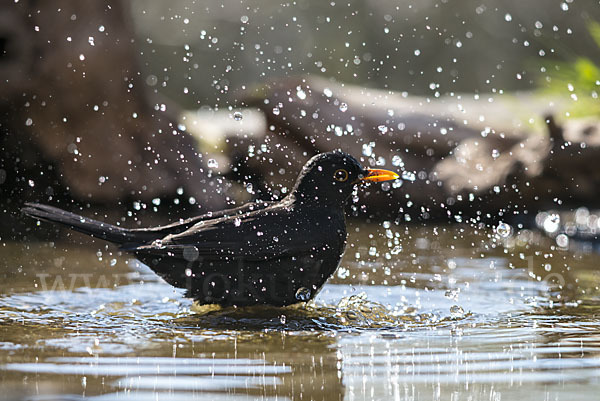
[291,151,399,207]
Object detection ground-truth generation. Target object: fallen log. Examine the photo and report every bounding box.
[233,76,599,222]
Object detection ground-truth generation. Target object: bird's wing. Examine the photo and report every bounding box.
[128,200,273,239]
[131,206,334,262]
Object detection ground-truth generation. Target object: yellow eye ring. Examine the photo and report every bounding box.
[334,169,348,182]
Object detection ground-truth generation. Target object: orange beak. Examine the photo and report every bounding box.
[360,168,400,183]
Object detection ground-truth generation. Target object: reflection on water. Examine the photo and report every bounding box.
[1,223,600,400]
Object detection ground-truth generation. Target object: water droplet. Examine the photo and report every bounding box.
[233,111,243,121]
[391,155,403,167]
[25,118,33,126]
[185,268,192,277]
[28,179,35,187]
[495,221,512,238]
[377,125,388,134]
[401,171,416,182]
[450,305,465,319]
[146,75,158,86]
[183,246,199,261]
[207,159,218,168]
[280,314,286,324]
[445,289,459,301]
[152,198,161,206]
[543,213,560,233]
[296,87,307,100]
[323,88,333,97]
[240,15,249,24]
[272,107,280,116]
[152,239,165,249]
[295,287,311,301]
[234,218,242,227]
[339,102,348,112]
[556,233,569,248]
[504,13,512,22]
[88,36,95,46]
[337,266,350,279]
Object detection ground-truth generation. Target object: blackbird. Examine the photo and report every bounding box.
[22,151,398,306]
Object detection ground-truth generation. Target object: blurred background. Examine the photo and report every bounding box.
[1,0,600,237]
[130,0,600,105]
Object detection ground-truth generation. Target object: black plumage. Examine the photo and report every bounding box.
[22,151,398,306]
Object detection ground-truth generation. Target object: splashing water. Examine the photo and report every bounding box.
[295,287,311,301]
[2,224,600,400]
[495,221,512,238]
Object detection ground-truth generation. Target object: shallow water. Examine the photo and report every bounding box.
[1,222,600,400]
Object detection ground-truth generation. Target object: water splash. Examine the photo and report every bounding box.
[495,221,512,238]
[295,287,311,301]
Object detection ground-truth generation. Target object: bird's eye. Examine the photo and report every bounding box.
[333,169,348,182]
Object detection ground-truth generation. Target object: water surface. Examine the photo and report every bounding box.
[1,223,600,400]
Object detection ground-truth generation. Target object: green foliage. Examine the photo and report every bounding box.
[541,21,600,117]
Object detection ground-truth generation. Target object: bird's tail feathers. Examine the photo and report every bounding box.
[21,203,152,245]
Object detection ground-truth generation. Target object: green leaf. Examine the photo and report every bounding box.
[588,20,600,48]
